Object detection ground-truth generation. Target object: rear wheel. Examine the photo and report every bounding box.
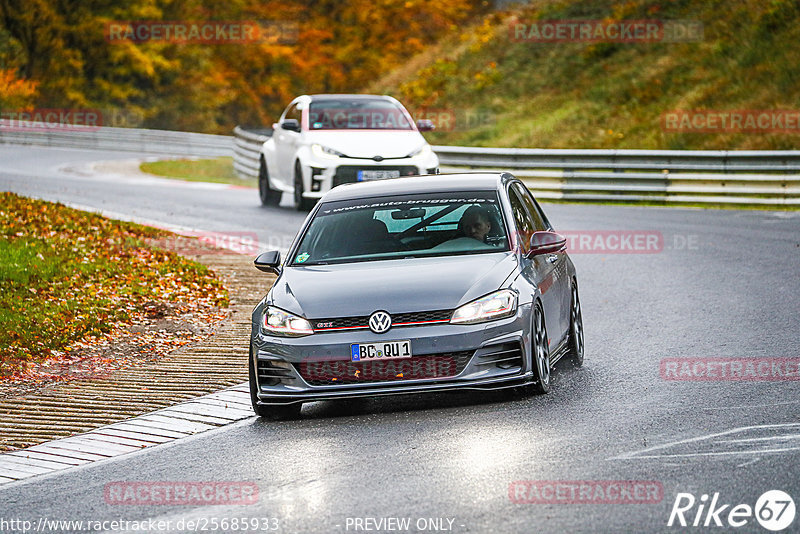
[249,349,302,420]
[293,161,314,211]
[566,280,584,367]
[530,302,551,394]
[258,158,280,206]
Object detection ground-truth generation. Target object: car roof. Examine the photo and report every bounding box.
[320,173,513,202]
[307,94,395,101]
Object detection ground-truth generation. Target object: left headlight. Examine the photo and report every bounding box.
[407,144,432,158]
[311,143,344,159]
[262,306,314,336]
[450,290,518,325]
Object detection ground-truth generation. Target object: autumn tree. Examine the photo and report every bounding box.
[0,0,488,133]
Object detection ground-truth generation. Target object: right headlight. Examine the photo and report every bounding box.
[262,306,314,336]
[407,144,432,158]
[450,289,518,325]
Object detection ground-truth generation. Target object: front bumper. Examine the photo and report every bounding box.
[251,304,532,406]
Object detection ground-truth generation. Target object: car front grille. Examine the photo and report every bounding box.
[310,309,452,332]
[295,350,474,386]
[332,165,419,187]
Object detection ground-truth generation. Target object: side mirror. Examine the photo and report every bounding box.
[416,119,435,132]
[280,119,301,132]
[254,250,282,275]
[527,231,567,257]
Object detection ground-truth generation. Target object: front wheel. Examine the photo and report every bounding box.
[293,162,314,211]
[258,158,280,206]
[530,302,551,394]
[566,280,584,367]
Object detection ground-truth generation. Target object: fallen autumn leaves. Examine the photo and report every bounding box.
[0,192,230,391]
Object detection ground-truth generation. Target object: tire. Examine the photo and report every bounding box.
[530,302,551,394]
[293,161,314,211]
[249,349,302,420]
[258,158,280,206]
[565,280,585,367]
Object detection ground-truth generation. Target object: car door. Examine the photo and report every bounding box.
[515,183,570,345]
[508,183,563,351]
[274,101,303,185]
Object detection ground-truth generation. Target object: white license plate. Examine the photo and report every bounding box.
[357,170,401,181]
[351,340,412,362]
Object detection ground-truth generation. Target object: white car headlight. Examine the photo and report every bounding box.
[311,143,344,159]
[450,290,518,325]
[263,306,314,336]
[408,144,432,158]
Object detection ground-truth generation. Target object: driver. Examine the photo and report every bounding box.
[458,205,492,243]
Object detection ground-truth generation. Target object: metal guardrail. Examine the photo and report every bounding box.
[434,146,800,206]
[3,123,797,206]
[0,124,233,157]
[232,127,800,206]
[232,126,271,179]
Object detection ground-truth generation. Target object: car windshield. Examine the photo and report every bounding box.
[308,98,413,130]
[290,191,509,265]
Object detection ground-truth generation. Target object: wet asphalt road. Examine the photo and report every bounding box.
[1,145,799,533]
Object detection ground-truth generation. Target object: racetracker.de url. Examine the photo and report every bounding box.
[0,516,280,533]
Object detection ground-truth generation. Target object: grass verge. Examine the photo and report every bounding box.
[372,0,800,151]
[0,192,229,378]
[140,157,255,187]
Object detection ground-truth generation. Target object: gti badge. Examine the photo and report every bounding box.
[368,311,392,334]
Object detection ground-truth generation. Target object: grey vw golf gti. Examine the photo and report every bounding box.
[249,173,584,419]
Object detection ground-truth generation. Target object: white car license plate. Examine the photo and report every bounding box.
[357,170,401,181]
[351,340,412,362]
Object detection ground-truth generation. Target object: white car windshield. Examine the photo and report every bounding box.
[290,191,509,265]
[308,99,413,130]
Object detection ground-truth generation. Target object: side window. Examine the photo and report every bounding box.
[513,183,549,231]
[508,187,535,253]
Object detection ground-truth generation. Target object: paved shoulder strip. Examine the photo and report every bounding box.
[0,383,252,485]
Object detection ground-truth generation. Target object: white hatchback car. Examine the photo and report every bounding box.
[258,94,440,210]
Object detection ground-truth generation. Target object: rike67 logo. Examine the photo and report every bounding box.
[668,490,795,531]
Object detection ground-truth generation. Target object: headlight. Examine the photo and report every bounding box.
[450,290,518,325]
[408,144,432,157]
[311,144,344,159]
[262,306,314,336]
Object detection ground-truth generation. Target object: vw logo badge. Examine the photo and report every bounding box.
[368,311,392,334]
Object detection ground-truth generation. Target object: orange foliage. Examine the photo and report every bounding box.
[0,69,38,109]
[0,0,487,133]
